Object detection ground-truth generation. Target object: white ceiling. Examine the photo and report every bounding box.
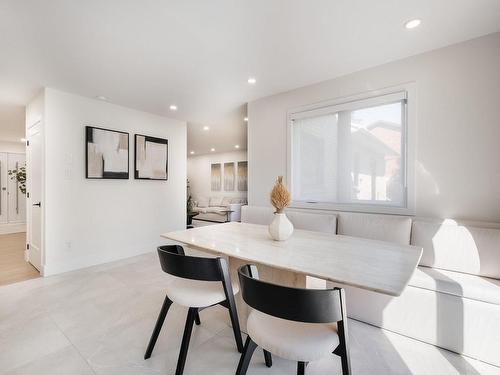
[1,0,500,153]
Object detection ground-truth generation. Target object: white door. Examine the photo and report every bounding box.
[27,123,42,271]
[7,153,27,223]
[0,153,7,224]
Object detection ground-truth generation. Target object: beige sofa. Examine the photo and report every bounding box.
[241,206,500,367]
[192,196,247,223]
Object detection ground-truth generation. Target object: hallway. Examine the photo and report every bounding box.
[0,232,39,286]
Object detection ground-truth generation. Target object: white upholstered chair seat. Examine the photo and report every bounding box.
[246,309,339,362]
[165,274,239,308]
[410,266,500,305]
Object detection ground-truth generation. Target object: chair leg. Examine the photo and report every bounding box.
[144,294,172,359]
[297,361,307,375]
[235,336,258,375]
[194,311,201,325]
[337,288,352,375]
[175,307,197,375]
[263,350,272,367]
[219,258,244,352]
[226,296,244,352]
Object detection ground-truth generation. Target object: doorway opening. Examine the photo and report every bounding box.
[0,104,40,286]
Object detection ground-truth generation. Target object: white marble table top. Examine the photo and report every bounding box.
[161,222,423,296]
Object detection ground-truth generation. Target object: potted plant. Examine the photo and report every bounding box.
[8,165,27,195]
[186,179,196,226]
[268,176,293,241]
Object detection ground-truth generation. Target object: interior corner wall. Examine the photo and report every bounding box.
[187,150,247,200]
[41,88,186,275]
[248,32,500,223]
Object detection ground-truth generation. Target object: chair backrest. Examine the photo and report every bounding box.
[238,264,345,323]
[337,211,412,245]
[157,245,224,281]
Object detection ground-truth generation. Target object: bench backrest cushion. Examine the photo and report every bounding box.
[287,211,337,234]
[241,206,274,225]
[411,219,500,279]
[337,212,412,245]
[241,206,337,233]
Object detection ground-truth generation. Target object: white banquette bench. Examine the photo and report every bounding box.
[241,206,500,367]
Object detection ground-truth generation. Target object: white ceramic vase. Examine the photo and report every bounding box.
[268,213,294,241]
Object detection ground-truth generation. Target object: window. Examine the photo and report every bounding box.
[289,91,412,214]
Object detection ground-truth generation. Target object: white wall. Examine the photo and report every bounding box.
[248,32,500,223]
[187,150,247,201]
[35,88,186,275]
[0,141,25,153]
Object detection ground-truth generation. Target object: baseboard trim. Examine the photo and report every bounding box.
[42,248,154,277]
[0,223,26,235]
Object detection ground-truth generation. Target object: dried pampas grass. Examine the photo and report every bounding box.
[270,176,291,213]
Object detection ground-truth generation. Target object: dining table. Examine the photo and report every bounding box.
[161,221,423,330]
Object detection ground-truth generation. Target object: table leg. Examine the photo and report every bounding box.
[227,256,307,333]
[184,246,307,333]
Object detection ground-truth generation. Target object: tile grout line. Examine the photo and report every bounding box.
[46,313,99,375]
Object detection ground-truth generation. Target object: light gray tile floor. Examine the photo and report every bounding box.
[0,252,498,375]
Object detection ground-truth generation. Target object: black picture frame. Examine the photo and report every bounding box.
[85,126,130,179]
[134,134,169,180]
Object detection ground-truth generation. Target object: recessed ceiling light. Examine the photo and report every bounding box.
[404,19,421,29]
[247,77,256,85]
[210,148,215,152]
[96,95,108,101]
[190,151,195,155]
[243,117,248,122]
[203,126,210,131]
[20,138,27,143]
[169,104,178,111]
[235,145,240,149]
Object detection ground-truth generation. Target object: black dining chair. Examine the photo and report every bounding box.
[144,245,244,375]
[236,264,352,375]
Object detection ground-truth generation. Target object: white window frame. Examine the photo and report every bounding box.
[286,84,416,215]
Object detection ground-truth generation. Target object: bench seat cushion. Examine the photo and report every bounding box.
[410,266,500,305]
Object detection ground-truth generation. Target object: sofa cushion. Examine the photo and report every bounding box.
[197,197,209,208]
[209,196,223,207]
[337,212,412,245]
[192,206,226,215]
[231,197,247,204]
[287,211,337,234]
[409,266,500,305]
[221,197,232,206]
[411,219,500,279]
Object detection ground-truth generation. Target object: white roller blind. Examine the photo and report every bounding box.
[291,92,407,210]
